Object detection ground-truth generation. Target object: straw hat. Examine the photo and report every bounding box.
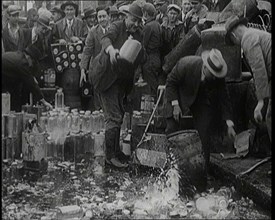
[201,48,227,78]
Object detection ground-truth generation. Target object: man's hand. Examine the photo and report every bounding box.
[173,104,182,122]
[226,120,236,141]
[71,36,80,43]
[40,98,53,110]
[59,39,67,45]
[107,46,119,65]
[79,69,87,87]
[254,99,264,124]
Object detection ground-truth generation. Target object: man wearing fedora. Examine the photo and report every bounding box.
[23,8,38,29]
[82,6,97,39]
[53,1,85,44]
[118,4,129,21]
[108,6,120,23]
[90,2,145,168]
[80,5,110,111]
[2,43,53,112]
[154,0,169,24]
[2,5,32,52]
[225,15,271,142]
[50,5,65,23]
[165,49,236,190]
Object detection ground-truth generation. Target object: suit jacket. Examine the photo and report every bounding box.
[80,24,105,71]
[2,51,43,101]
[91,20,144,93]
[2,24,32,52]
[53,17,85,43]
[241,28,271,100]
[165,56,232,121]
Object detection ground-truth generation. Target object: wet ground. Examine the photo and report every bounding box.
[2,158,271,219]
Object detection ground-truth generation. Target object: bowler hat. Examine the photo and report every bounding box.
[24,44,44,62]
[7,5,21,15]
[224,15,248,45]
[167,4,181,14]
[126,3,143,20]
[154,0,166,6]
[61,1,79,16]
[37,13,52,30]
[82,7,96,20]
[143,2,157,16]
[50,5,65,17]
[201,48,227,78]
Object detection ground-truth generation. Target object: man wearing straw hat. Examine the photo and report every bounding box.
[165,49,236,189]
[91,2,145,168]
[225,15,271,142]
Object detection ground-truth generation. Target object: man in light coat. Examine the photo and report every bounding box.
[225,15,272,142]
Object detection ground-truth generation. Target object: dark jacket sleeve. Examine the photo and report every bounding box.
[165,61,186,103]
[101,22,120,51]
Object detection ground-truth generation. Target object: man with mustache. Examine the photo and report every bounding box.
[90,2,145,168]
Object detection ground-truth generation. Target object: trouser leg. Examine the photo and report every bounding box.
[266,98,272,142]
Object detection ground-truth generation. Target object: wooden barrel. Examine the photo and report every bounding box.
[167,130,206,192]
[201,25,242,82]
[60,68,81,109]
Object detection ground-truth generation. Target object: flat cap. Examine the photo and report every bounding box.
[7,5,21,15]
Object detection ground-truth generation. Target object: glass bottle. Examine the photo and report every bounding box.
[83,111,92,133]
[79,110,85,132]
[71,111,80,134]
[99,110,105,131]
[39,112,48,132]
[55,88,64,109]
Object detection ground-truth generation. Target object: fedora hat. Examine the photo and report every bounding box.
[82,6,96,20]
[201,48,227,78]
[108,6,119,15]
[61,1,79,16]
[50,5,65,17]
[7,5,21,15]
[224,15,248,45]
[126,2,143,20]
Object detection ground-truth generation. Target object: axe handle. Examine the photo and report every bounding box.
[137,88,165,148]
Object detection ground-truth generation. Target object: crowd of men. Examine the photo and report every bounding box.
[2,0,271,185]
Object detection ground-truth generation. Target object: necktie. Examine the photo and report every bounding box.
[66,20,73,38]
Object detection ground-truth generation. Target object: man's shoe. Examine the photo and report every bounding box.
[110,158,128,168]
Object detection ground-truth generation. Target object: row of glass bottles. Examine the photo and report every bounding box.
[39,108,105,136]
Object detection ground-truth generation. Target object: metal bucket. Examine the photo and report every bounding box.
[167,130,206,192]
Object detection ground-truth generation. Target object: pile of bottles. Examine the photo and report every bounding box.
[39,108,105,144]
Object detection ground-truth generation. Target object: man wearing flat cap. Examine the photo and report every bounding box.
[79,6,110,111]
[185,0,208,33]
[225,15,271,142]
[118,4,129,21]
[2,43,53,112]
[89,2,145,168]
[50,5,65,23]
[165,48,236,190]
[53,1,85,44]
[141,2,163,96]
[2,5,32,52]
[82,7,97,39]
[160,4,185,62]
